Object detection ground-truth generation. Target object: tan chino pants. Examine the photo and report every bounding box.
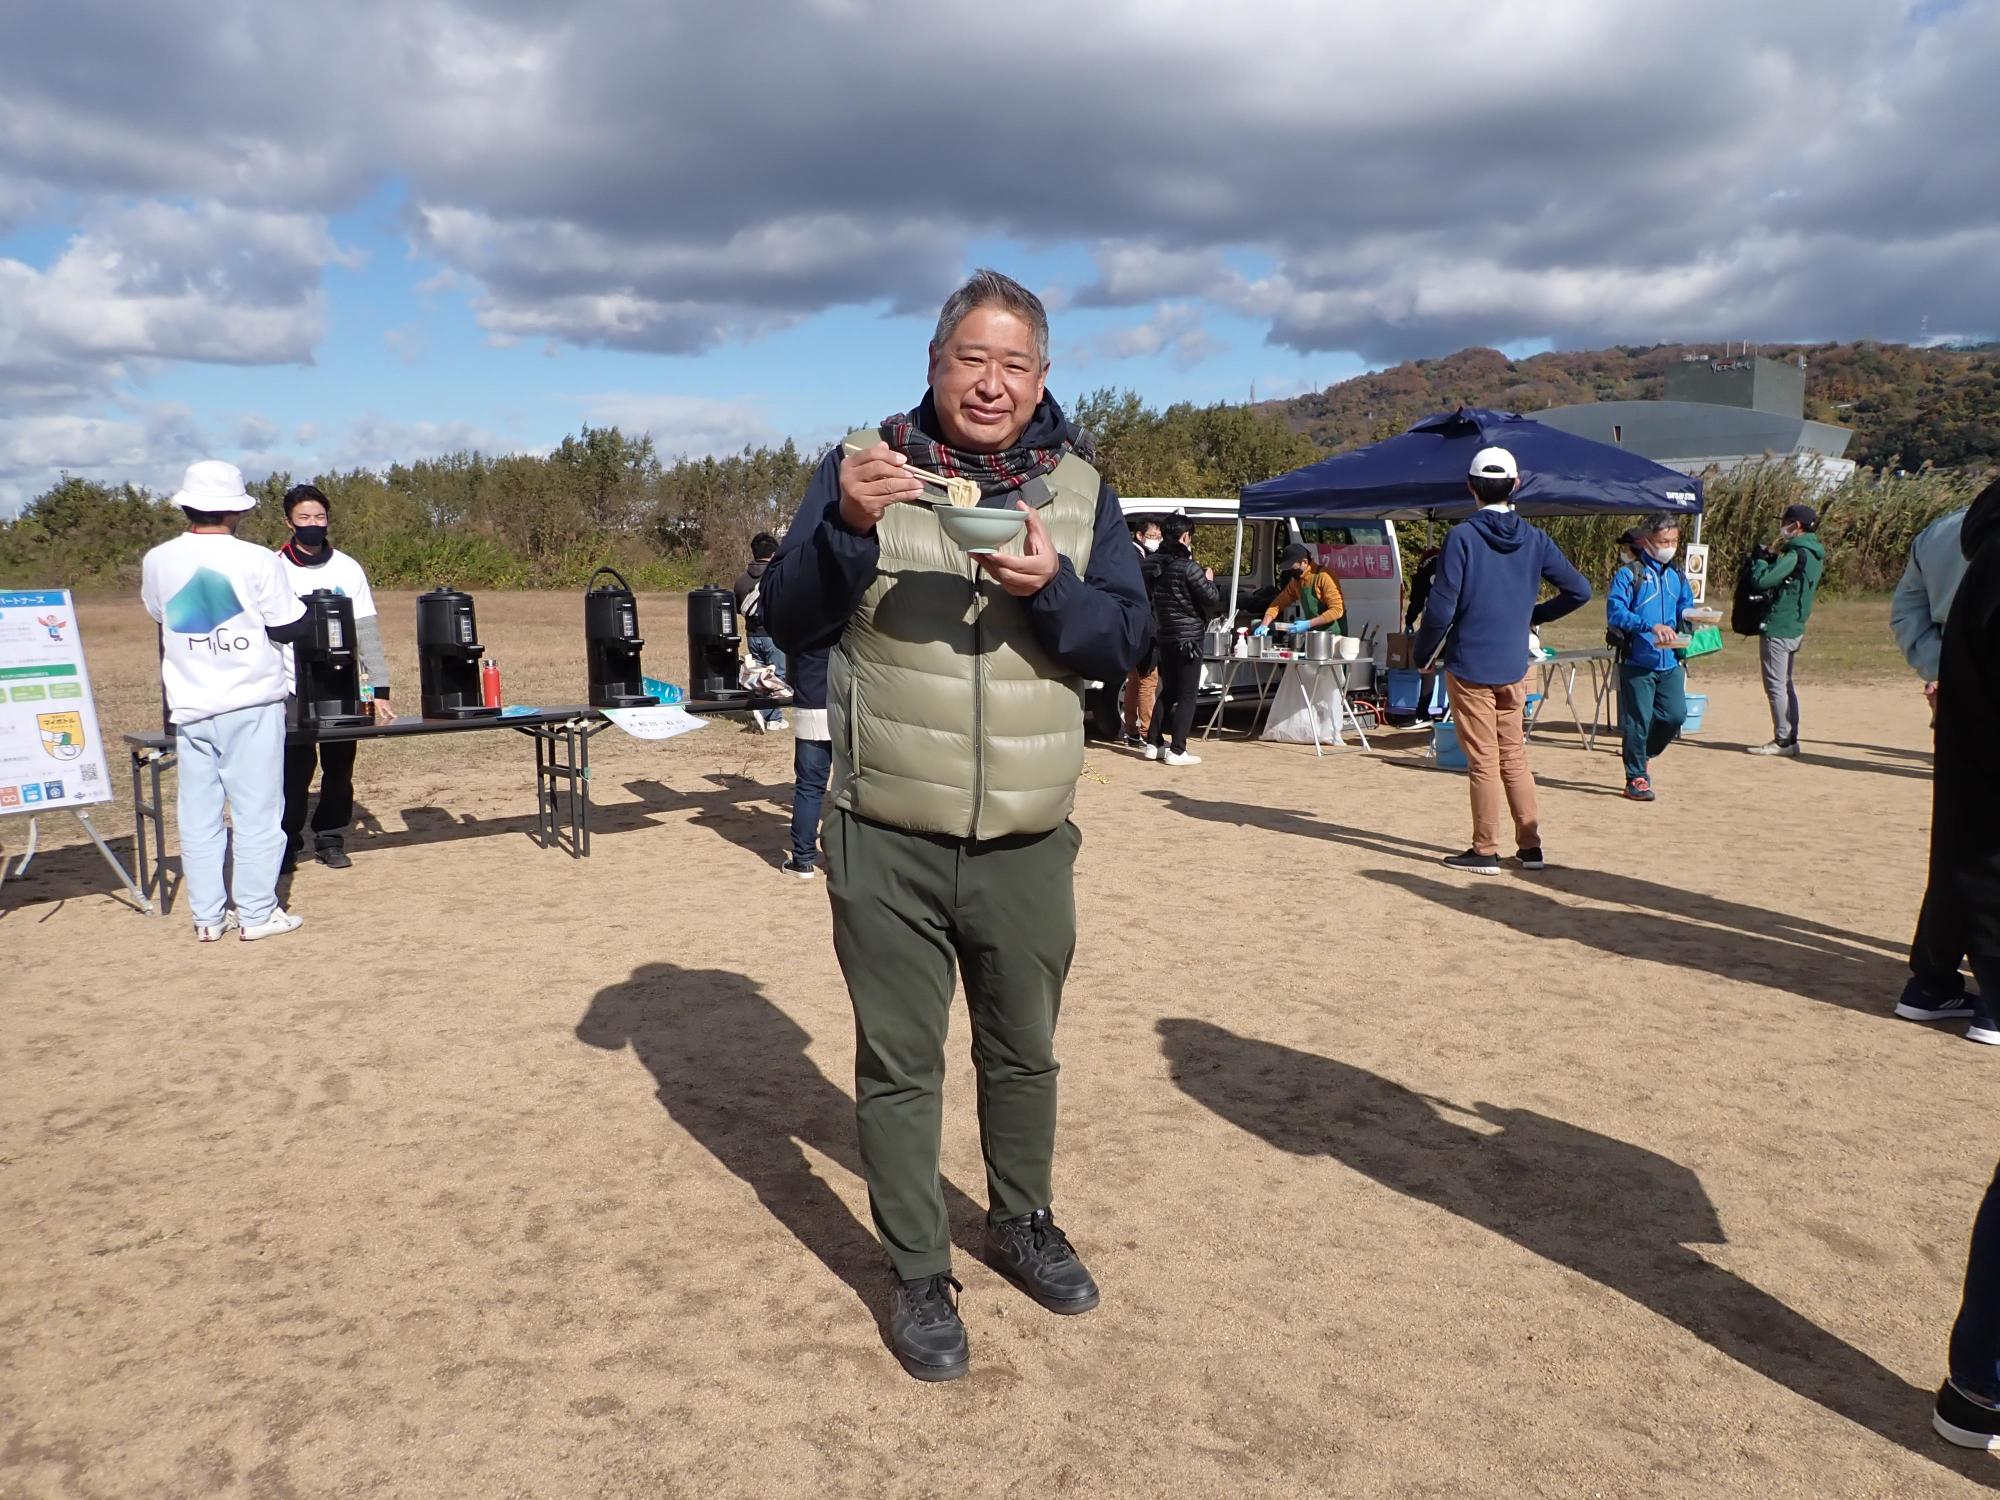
[1123,668,1159,739]
[1447,674,1541,856]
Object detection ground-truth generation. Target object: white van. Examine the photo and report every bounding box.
[1106,497,1407,724]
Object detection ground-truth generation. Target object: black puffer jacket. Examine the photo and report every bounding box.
[1150,544,1223,644]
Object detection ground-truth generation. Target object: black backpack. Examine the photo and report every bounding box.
[1731,551,1781,636]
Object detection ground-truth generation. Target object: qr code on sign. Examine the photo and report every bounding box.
[81,763,100,784]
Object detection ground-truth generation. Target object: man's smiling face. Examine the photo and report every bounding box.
[928,304,1047,453]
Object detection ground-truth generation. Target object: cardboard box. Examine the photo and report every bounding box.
[1385,632,1415,670]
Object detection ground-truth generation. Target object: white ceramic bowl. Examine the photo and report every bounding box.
[936,505,1028,554]
[1335,635,1362,660]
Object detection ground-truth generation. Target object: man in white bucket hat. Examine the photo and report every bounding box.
[140,460,313,941]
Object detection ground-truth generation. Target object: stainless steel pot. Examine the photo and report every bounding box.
[1304,631,1335,661]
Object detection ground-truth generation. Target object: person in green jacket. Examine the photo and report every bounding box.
[1746,503,1827,756]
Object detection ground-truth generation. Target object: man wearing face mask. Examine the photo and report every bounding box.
[275,484,395,871]
[1122,515,1164,746]
[1606,515,1697,801]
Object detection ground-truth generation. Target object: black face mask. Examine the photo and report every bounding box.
[1281,567,1303,585]
[292,524,329,549]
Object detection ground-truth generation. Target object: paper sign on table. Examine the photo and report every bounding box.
[602,704,709,741]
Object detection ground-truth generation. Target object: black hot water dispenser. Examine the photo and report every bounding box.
[584,568,657,709]
[416,587,500,719]
[292,590,371,729]
[685,585,745,701]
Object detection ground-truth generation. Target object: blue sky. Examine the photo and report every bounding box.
[0,0,1992,511]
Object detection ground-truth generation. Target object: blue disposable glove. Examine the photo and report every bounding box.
[1252,623,1270,637]
[1285,620,1311,635]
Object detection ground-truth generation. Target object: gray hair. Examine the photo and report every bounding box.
[931,268,1049,367]
[1640,512,1682,536]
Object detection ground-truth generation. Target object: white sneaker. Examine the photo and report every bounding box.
[1142,743,1160,761]
[1746,740,1800,757]
[1163,749,1203,767]
[195,911,240,943]
[240,907,304,942]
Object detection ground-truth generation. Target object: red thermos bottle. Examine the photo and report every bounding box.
[481,658,502,708]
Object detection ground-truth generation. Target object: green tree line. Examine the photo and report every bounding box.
[0,397,1984,596]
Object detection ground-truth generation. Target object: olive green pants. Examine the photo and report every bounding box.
[824,808,1079,1281]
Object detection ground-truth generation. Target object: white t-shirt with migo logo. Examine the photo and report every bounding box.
[140,533,306,724]
[276,546,378,693]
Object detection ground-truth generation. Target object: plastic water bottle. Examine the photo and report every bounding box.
[359,664,375,721]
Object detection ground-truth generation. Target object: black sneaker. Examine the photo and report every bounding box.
[889,1273,969,1382]
[779,856,818,881]
[983,1208,1100,1315]
[1933,1379,2000,1450]
[1894,976,1976,1022]
[1970,994,2000,1048]
[315,841,352,870]
[1515,847,1547,871]
[1442,849,1501,876]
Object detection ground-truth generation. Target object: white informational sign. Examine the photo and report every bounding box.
[1682,543,1710,605]
[0,590,115,818]
[602,704,710,741]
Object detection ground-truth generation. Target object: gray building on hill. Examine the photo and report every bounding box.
[1534,355,1854,486]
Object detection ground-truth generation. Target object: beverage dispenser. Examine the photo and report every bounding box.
[292,590,371,729]
[584,567,657,709]
[685,585,745,700]
[416,586,500,719]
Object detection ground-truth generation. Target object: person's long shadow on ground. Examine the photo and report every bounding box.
[622,775,791,862]
[1144,789,1452,863]
[1681,736,1934,783]
[576,961,985,1337]
[1359,867,1905,1018]
[1157,1019,1994,1487]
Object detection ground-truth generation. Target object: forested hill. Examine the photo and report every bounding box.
[1262,341,2000,470]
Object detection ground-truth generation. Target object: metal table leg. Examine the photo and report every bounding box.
[129,747,175,915]
[1200,657,1240,741]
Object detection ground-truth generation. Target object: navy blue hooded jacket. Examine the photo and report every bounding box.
[1412,507,1592,686]
[760,395,1152,688]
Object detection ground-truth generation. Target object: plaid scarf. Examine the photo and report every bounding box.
[879,393,1092,500]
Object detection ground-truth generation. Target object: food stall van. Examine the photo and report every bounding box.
[1107,496,1406,723]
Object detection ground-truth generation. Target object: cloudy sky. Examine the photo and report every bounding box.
[1,0,1994,511]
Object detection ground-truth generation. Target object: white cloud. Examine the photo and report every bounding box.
[0,402,212,513]
[1086,304,1228,370]
[0,0,1994,489]
[569,392,784,459]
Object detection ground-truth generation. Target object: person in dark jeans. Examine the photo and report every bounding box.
[1923,477,2000,1448]
[733,532,787,730]
[1145,513,1221,766]
[784,646,831,879]
[274,484,394,871]
[1606,515,1696,802]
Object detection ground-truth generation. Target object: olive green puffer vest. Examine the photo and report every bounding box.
[829,428,1100,841]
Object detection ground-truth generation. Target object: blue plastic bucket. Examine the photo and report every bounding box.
[1683,693,1707,734]
[1434,720,1468,769]
[1386,669,1422,715]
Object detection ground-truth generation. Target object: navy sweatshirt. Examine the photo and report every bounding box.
[760,397,1152,688]
[1412,508,1592,686]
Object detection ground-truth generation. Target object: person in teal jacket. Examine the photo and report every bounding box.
[1607,516,1697,800]
[1746,503,1827,756]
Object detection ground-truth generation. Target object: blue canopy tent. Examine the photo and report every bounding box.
[1241,407,1704,523]
[1223,407,1705,620]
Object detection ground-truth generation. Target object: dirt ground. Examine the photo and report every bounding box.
[4,593,1996,1498]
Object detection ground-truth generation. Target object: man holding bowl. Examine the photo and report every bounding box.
[761,269,1151,1381]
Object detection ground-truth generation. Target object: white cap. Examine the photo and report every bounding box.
[1469,446,1518,481]
[170,459,256,512]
